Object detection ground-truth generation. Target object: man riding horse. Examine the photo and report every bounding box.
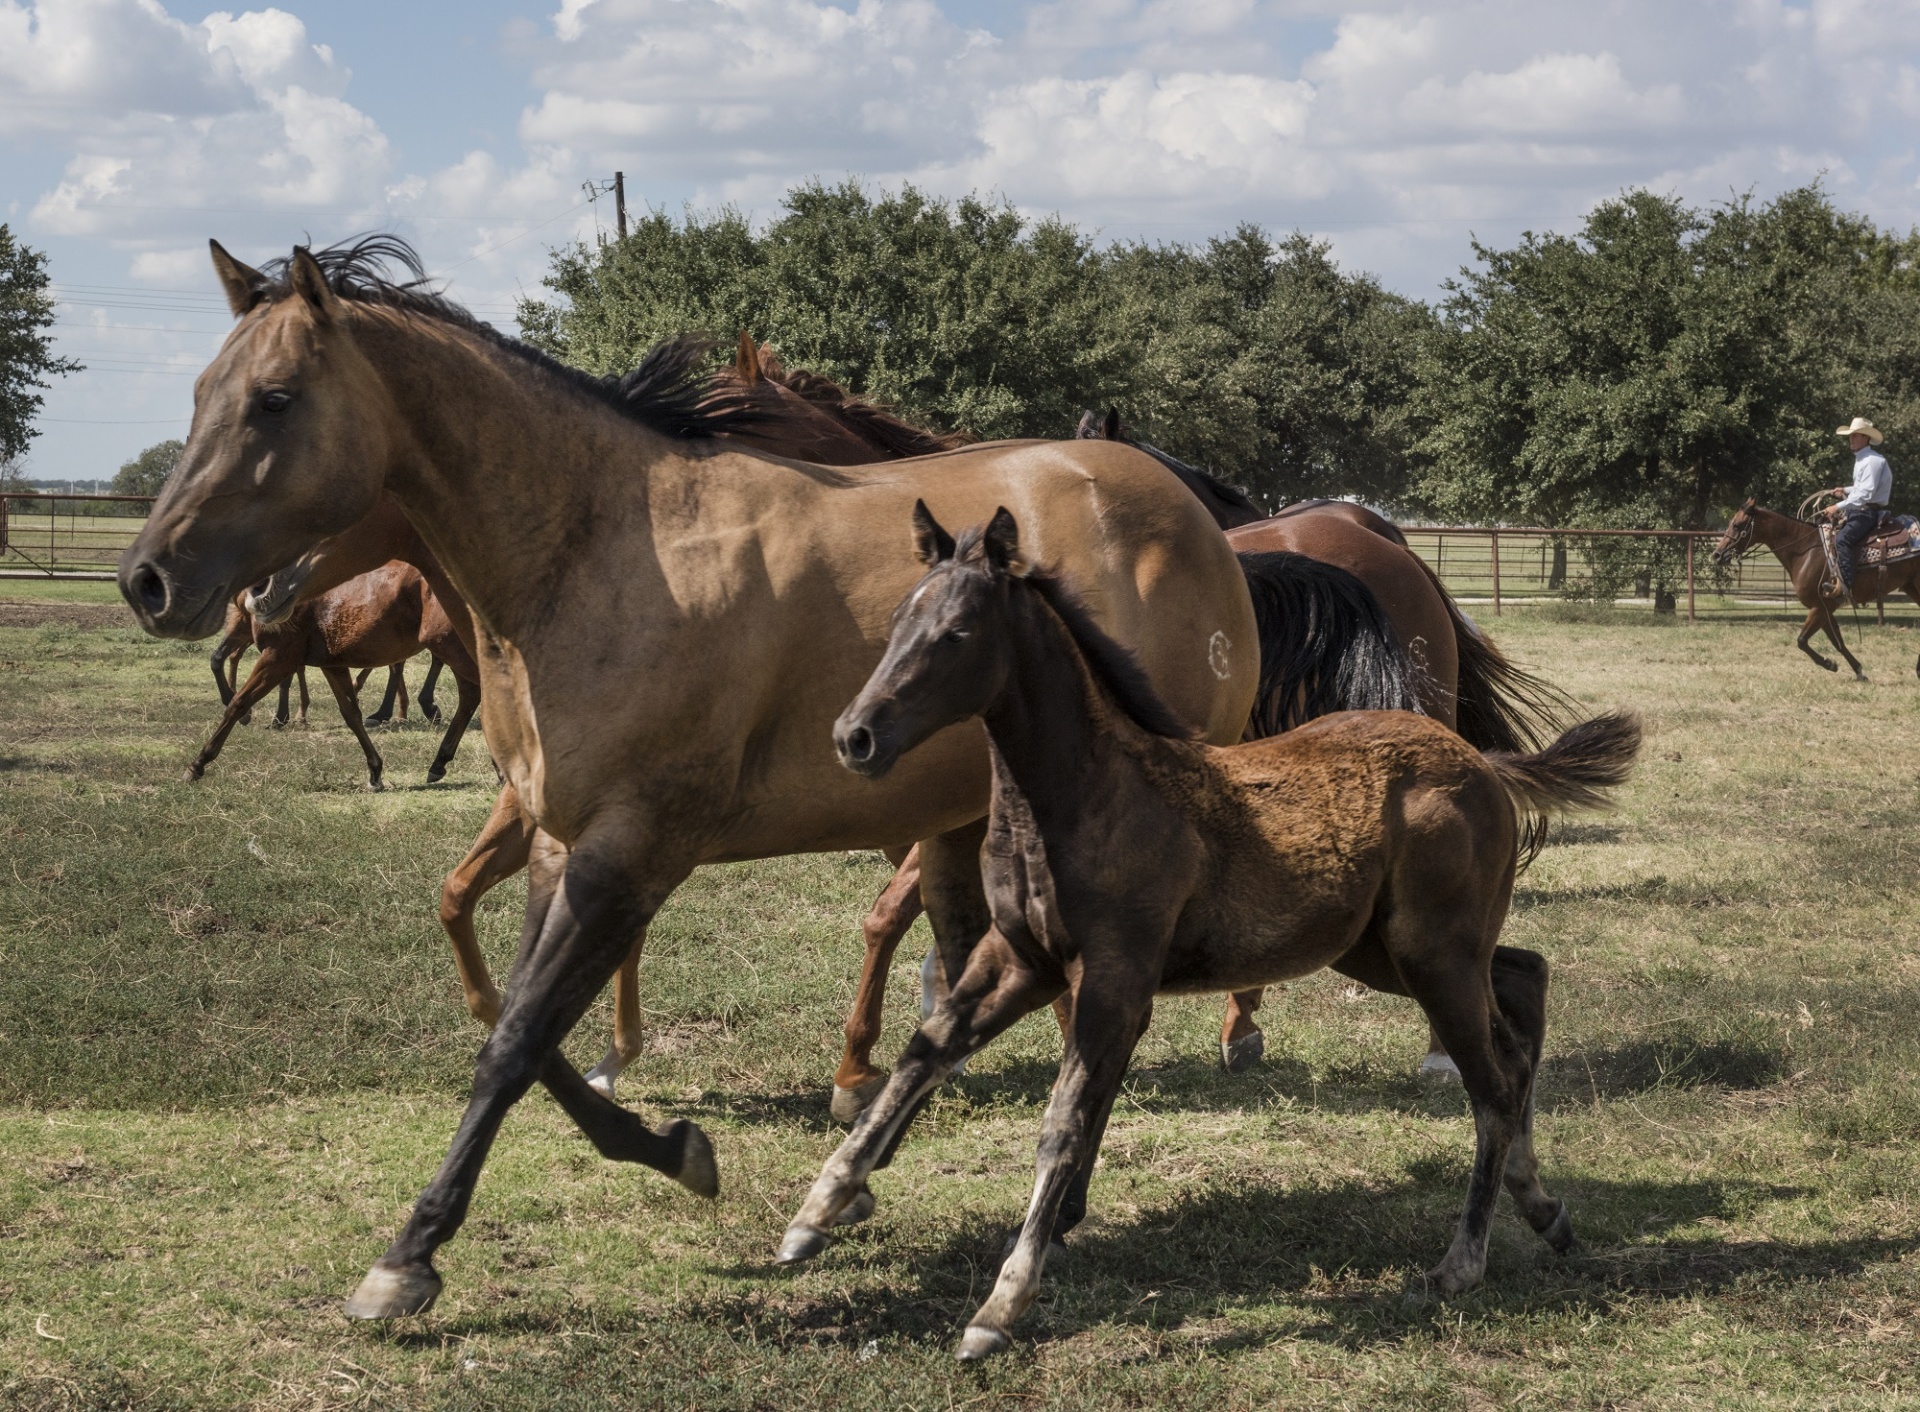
[1825,417,1894,597]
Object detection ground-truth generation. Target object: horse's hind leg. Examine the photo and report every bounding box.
[366,663,406,726]
[1220,989,1265,1071]
[1489,946,1572,1249]
[189,656,291,781]
[318,666,384,790]
[418,656,445,724]
[1818,605,1867,681]
[585,943,644,1099]
[833,847,924,1122]
[778,928,1061,1268]
[272,677,292,728]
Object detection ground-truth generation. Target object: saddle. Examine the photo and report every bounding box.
[1819,510,1920,594]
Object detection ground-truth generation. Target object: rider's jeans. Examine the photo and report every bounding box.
[1836,506,1884,595]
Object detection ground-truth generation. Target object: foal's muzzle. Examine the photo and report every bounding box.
[833,706,899,778]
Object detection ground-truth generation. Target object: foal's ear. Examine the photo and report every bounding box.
[734,330,762,384]
[1101,406,1122,442]
[1074,409,1098,440]
[911,499,956,564]
[288,246,341,323]
[209,240,266,319]
[982,506,1023,572]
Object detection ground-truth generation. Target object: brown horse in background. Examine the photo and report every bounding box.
[784,506,1639,1358]
[1711,498,1920,680]
[192,562,481,787]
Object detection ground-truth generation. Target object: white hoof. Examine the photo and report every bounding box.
[830,1073,887,1125]
[777,1224,831,1265]
[585,1063,619,1101]
[1419,1052,1461,1081]
[343,1260,440,1319]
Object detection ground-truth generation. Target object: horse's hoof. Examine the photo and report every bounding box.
[584,1062,618,1101]
[1818,658,1838,673]
[182,767,203,784]
[830,1074,887,1125]
[668,1119,718,1199]
[833,1186,876,1227]
[426,766,447,785]
[776,1224,831,1265]
[1221,1030,1264,1073]
[1542,1201,1576,1254]
[1419,1052,1462,1082]
[955,1325,1010,1361]
[1417,1257,1484,1298]
[343,1260,441,1319]
[366,773,385,792]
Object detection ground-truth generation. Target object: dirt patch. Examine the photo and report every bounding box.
[0,599,133,629]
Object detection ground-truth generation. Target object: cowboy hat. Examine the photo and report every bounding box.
[1836,416,1885,444]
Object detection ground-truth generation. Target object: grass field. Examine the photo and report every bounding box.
[6,592,1920,1409]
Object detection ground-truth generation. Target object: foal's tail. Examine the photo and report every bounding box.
[1483,712,1642,865]
[1237,550,1425,739]
[1409,553,1576,753]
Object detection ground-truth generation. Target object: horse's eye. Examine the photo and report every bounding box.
[942,628,968,644]
[259,390,293,414]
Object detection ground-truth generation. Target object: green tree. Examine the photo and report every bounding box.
[0,225,81,462]
[111,439,184,496]
[1409,184,1909,531]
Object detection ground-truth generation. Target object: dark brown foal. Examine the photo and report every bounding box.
[780,505,1640,1359]
[191,562,482,788]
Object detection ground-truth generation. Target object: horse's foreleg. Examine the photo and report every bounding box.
[439,785,535,1027]
[424,670,480,784]
[346,836,706,1320]
[296,668,310,725]
[1818,604,1867,680]
[272,677,292,728]
[953,973,1153,1361]
[1797,608,1840,673]
[364,663,406,726]
[1220,989,1264,1071]
[584,943,646,1100]
[832,848,925,1122]
[188,656,290,781]
[779,928,1061,1268]
[319,666,384,790]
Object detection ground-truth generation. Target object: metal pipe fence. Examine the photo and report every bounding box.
[1,493,155,579]
[1399,526,1819,620]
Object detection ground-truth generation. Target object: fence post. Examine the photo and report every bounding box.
[1686,536,1695,622]
[1490,531,1501,615]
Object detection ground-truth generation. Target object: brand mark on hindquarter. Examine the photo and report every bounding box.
[1207,630,1232,680]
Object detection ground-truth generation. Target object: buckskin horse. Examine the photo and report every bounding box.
[120,236,1298,1319]
[1712,497,1920,681]
[785,505,1640,1358]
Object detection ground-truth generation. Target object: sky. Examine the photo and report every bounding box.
[5,0,1920,480]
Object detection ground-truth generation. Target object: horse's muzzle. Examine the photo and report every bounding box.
[118,556,228,639]
[833,707,899,778]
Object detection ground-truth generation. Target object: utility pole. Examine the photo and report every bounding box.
[614,172,627,241]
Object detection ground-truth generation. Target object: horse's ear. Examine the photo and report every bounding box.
[209,240,265,318]
[982,506,1022,572]
[734,331,761,384]
[1101,407,1121,441]
[288,246,340,323]
[1743,496,1757,511]
[1074,409,1098,440]
[911,499,956,565]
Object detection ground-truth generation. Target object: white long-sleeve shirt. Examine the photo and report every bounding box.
[1839,446,1892,510]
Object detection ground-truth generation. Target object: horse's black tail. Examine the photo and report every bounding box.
[1238,550,1425,739]
[1408,554,1576,753]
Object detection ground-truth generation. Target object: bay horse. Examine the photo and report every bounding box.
[1711,498,1920,680]
[120,236,1266,1319]
[192,561,482,787]
[785,505,1640,1359]
[1078,409,1573,1072]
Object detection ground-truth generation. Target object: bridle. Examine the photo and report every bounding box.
[1710,511,1755,566]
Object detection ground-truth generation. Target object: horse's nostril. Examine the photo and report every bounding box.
[845,726,874,761]
[130,564,168,616]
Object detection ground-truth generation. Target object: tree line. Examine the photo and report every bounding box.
[520,180,1920,529]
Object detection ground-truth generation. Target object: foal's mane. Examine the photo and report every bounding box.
[752,347,970,458]
[251,236,771,441]
[955,526,1197,742]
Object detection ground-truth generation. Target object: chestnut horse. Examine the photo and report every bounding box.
[120,237,1263,1319]
[785,506,1639,1357]
[1711,497,1920,681]
[192,561,482,787]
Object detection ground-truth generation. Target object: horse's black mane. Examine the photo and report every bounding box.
[250,235,772,441]
[753,350,970,458]
[1135,440,1261,517]
[953,526,1197,741]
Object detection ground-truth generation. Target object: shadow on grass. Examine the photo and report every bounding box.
[1539,1037,1785,1107]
